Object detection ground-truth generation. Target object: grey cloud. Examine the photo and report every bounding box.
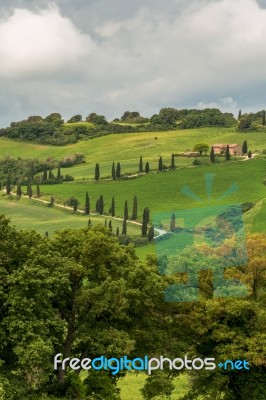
[0,0,266,127]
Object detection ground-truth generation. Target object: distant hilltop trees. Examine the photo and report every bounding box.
[0,107,265,146]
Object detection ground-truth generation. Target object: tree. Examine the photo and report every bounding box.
[210,147,215,163]
[142,207,149,236]
[86,113,108,125]
[239,116,251,129]
[57,167,61,180]
[139,155,143,172]
[48,168,53,179]
[88,218,92,226]
[108,220,112,232]
[131,195,138,220]
[112,162,116,180]
[171,153,175,169]
[30,162,34,180]
[145,162,150,173]
[16,181,22,197]
[170,213,176,231]
[0,224,167,396]
[238,109,242,119]
[110,196,115,217]
[124,200,128,220]
[225,144,231,161]
[248,150,252,158]
[193,143,209,155]
[262,110,265,126]
[95,163,100,181]
[158,156,163,172]
[84,191,90,215]
[50,195,55,206]
[122,218,127,236]
[36,182,41,198]
[116,162,121,179]
[67,114,82,123]
[73,198,78,212]
[242,140,248,155]
[43,166,48,181]
[116,227,119,236]
[148,226,155,241]
[27,180,32,199]
[6,175,11,195]
[97,195,104,215]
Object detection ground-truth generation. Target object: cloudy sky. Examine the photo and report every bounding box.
[0,0,266,126]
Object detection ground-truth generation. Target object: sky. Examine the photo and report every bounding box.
[1,0,266,126]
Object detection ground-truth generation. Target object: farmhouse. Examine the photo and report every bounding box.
[212,144,242,156]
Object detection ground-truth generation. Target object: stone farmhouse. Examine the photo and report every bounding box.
[212,143,242,156]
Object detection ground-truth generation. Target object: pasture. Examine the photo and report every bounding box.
[28,158,266,219]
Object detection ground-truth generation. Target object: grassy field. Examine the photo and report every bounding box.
[27,158,266,219]
[0,194,142,237]
[1,127,265,179]
[118,372,190,400]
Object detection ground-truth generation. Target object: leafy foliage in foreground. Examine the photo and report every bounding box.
[0,215,265,399]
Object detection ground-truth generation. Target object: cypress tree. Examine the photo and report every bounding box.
[122,218,127,236]
[57,167,61,180]
[45,231,49,238]
[225,145,230,161]
[112,162,116,180]
[116,162,121,179]
[16,181,22,197]
[50,195,55,207]
[158,156,163,171]
[124,200,128,220]
[210,147,215,163]
[116,227,119,236]
[170,213,176,231]
[96,199,99,213]
[148,226,155,241]
[27,180,32,199]
[145,162,150,173]
[262,110,265,126]
[98,195,104,215]
[108,220,112,232]
[248,150,252,158]
[238,109,242,120]
[36,182,41,198]
[6,175,11,195]
[104,218,107,227]
[242,140,248,155]
[131,195,138,220]
[43,165,48,181]
[73,198,78,212]
[48,169,53,179]
[95,163,100,181]
[88,218,92,227]
[84,191,90,215]
[110,196,115,217]
[171,153,175,169]
[142,207,149,236]
[30,163,34,180]
[139,155,143,172]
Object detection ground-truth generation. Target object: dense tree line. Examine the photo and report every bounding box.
[0,107,254,146]
[0,216,265,399]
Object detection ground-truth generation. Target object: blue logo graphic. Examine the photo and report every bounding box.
[153,174,248,302]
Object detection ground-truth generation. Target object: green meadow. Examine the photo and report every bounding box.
[28,158,266,218]
[1,127,265,179]
[0,195,141,237]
